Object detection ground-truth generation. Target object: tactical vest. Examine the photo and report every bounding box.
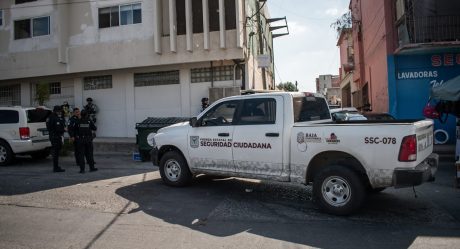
[78,119,92,137]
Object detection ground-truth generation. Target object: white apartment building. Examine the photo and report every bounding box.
[0,0,275,137]
[316,74,341,105]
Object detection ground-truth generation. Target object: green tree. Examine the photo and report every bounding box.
[35,83,50,106]
[331,11,352,37]
[277,81,297,92]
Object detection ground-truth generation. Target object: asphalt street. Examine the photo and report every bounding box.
[0,154,459,249]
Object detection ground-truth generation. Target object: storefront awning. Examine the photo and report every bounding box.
[431,75,460,101]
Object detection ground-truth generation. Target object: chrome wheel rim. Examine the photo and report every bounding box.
[321,176,351,207]
[164,159,181,182]
[0,145,6,163]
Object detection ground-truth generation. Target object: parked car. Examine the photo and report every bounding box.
[330,107,365,121]
[0,107,52,166]
[363,113,395,121]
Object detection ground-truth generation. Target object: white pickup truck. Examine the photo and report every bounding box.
[150,92,438,215]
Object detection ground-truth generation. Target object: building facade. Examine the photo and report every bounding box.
[336,28,357,108]
[350,0,460,144]
[316,74,341,105]
[0,0,275,137]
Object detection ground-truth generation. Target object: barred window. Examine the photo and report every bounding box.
[84,75,112,90]
[134,71,180,87]
[0,85,21,106]
[49,82,61,95]
[191,66,241,83]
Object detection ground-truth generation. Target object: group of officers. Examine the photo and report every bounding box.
[46,98,98,173]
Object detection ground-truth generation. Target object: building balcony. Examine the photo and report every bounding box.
[398,15,460,48]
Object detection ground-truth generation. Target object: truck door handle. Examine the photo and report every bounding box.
[218,133,230,137]
[265,132,279,137]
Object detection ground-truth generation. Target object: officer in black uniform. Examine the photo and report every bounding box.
[68,108,81,165]
[71,110,97,173]
[84,97,98,124]
[46,105,66,172]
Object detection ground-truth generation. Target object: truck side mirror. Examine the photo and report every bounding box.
[189,117,198,127]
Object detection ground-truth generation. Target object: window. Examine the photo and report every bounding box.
[237,98,276,125]
[15,0,37,4]
[99,3,141,28]
[0,110,19,124]
[293,96,331,122]
[224,0,236,30]
[201,100,239,126]
[0,10,3,27]
[14,16,50,40]
[27,109,51,123]
[208,0,219,31]
[191,66,241,83]
[49,82,61,95]
[84,75,112,90]
[134,71,180,87]
[176,0,186,35]
[192,0,203,33]
[0,85,21,106]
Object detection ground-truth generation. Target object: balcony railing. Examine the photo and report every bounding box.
[400,15,460,45]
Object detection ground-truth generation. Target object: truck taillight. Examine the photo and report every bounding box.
[19,127,30,140]
[398,135,417,162]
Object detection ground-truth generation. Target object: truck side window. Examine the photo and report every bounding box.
[236,98,276,125]
[200,100,239,126]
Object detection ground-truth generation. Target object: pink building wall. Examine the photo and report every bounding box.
[350,0,397,112]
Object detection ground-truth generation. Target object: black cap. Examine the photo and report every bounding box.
[86,97,93,102]
[201,97,209,102]
[53,105,62,112]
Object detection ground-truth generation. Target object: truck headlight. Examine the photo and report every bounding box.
[147,132,157,148]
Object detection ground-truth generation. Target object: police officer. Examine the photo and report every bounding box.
[46,106,66,172]
[68,108,81,165]
[84,97,98,124]
[71,110,97,173]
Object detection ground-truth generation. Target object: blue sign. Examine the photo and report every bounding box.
[388,50,460,144]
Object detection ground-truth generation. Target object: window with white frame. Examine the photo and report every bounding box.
[49,82,61,95]
[84,75,112,90]
[134,71,180,87]
[99,3,141,28]
[14,16,50,40]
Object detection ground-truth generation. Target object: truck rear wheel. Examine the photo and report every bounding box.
[159,151,192,187]
[0,141,14,166]
[313,165,366,215]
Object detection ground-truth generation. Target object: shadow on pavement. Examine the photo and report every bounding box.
[0,156,155,195]
[116,174,460,249]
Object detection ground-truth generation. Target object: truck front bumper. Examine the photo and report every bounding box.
[150,147,159,166]
[393,153,438,188]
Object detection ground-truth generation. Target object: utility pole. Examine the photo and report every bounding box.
[295,81,298,91]
[256,1,267,89]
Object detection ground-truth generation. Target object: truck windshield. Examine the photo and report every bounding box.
[293,96,331,122]
[27,109,52,123]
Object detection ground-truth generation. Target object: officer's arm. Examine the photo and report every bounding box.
[90,121,97,131]
[68,121,75,137]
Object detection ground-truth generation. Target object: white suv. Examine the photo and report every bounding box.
[0,107,52,166]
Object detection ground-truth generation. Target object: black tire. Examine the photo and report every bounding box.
[369,187,386,194]
[159,151,192,187]
[30,148,50,160]
[0,140,14,166]
[313,165,366,216]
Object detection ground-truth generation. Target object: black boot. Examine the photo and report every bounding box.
[53,168,65,173]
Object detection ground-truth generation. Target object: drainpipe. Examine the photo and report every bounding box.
[233,64,238,87]
[210,61,214,88]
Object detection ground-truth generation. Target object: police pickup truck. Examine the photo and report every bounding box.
[150,92,438,215]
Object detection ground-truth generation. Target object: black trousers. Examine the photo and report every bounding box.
[50,137,62,169]
[75,138,95,171]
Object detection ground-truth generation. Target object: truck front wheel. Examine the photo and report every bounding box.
[159,151,192,187]
[313,165,366,215]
